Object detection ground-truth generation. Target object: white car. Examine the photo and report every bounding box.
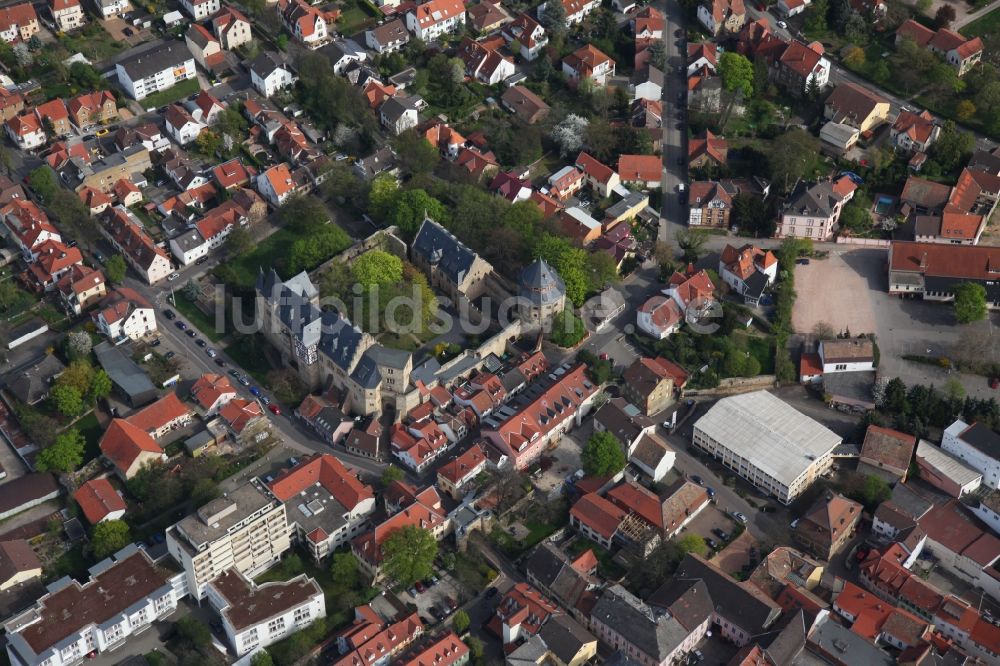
[732,511,748,523]
[777,20,787,29]
[206,349,217,358]
[168,272,180,281]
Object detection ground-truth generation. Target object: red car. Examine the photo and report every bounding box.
[268,404,281,415]
[990,378,999,389]
[415,581,427,593]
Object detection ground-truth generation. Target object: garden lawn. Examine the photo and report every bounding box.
[736,332,776,375]
[138,78,201,110]
[961,5,1000,35]
[75,411,103,464]
[59,23,126,60]
[171,293,226,343]
[222,223,351,291]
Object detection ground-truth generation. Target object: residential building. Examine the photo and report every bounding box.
[49,0,84,31]
[467,0,508,33]
[5,114,45,151]
[25,240,83,291]
[406,0,465,40]
[692,391,841,503]
[823,82,891,132]
[617,154,662,188]
[896,20,983,76]
[437,443,488,500]
[891,110,939,154]
[698,0,745,35]
[4,547,186,666]
[410,216,493,303]
[537,0,598,26]
[295,394,353,445]
[915,440,982,497]
[859,425,917,483]
[562,45,616,86]
[92,0,128,19]
[548,166,584,200]
[178,0,218,20]
[917,499,1000,601]
[74,478,127,524]
[99,207,172,284]
[777,176,857,240]
[280,0,329,47]
[123,393,192,441]
[3,354,65,406]
[575,151,620,198]
[212,6,251,50]
[56,264,107,314]
[817,338,875,374]
[266,453,376,561]
[502,13,547,60]
[0,539,42,591]
[622,356,687,416]
[793,492,862,560]
[68,91,117,129]
[458,37,514,84]
[34,99,71,137]
[166,482,291,598]
[637,295,683,340]
[400,632,470,666]
[115,42,196,101]
[820,121,860,154]
[190,373,237,416]
[687,180,732,228]
[206,569,325,657]
[99,419,166,479]
[490,170,532,202]
[250,52,295,98]
[942,420,1000,488]
[718,243,777,306]
[0,3,38,43]
[185,23,223,71]
[323,37,367,75]
[219,398,272,446]
[482,364,598,469]
[256,163,295,207]
[887,241,1000,305]
[490,583,560,646]
[774,40,829,95]
[352,485,449,579]
[335,605,424,665]
[365,17,409,53]
[379,96,419,135]
[688,129,728,168]
[92,287,155,343]
[61,145,152,193]
[525,542,600,624]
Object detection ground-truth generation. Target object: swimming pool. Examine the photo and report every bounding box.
[874,195,894,215]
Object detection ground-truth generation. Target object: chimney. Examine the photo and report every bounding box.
[919,252,927,270]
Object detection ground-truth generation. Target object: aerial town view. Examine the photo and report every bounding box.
[2,0,1000,660]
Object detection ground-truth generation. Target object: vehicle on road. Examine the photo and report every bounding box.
[94,251,105,262]
[175,321,187,330]
[445,596,457,610]
[168,272,180,281]
[705,487,715,499]
[150,338,161,347]
[690,475,703,486]
[196,339,206,347]
[415,581,426,593]
[196,256,209,265]
[206,349,217,358]
[485,587,498,598]
[796,258,810,265]
[214,358,226,367]
[164,351,176,359]
[250,386,261,396]
[289,457,299,467]
[260,395,271,406]
[163,309,175,320]
[238,375,250,386]
[269,404,281,415]
[186,329,197,338]
[777,20,787,28]
[732,511,748,523]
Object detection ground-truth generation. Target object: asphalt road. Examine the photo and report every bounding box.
[658,0,688,244]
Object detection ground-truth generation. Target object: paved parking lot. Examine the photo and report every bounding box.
[399,573,464,628]
[680,503,742,553]
[534,427,588,495]
[792,251,877,336]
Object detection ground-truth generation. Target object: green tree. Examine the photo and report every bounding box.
[388,189,448,239]
[884,377,908,412]
[732,194,776,237]
[65,331,92,361]
[453,610,470,634]
[28,166,58,203]
[88,369,112,402]
[843,46,865,69]
[381,464,405,486]
[51,384,84,417]
[104,254,127,284]
[931,121,974,173]
[394,128,440,175]
[532,234,591,306]
[767,128,822,190]
[226,227,254,257]
[35,428,85,472]
[804,0,828,32]
[250,652,274,666]
[195,129,222,157]
[846,474,892,511]
[352,250,403,286]
[330,551,360,588]
[175,615,211,648]
[549,309,586,347]
[581,431,626,477]
[465,637,485,661]
[91,519,132,559]
[538,0,566,36]
[675,228,708,263]
[954,282,987,324]
[278,195,329,232]
[676,533,708,557]
[381,525,438,586]
[718,52,754,97]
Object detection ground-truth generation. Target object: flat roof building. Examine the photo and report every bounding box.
[692,391,841,503]
[166,482,290,599]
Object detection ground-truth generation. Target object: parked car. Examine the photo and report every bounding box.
[790,518,800,529]
[164,351,175,359]
[162,309,175,320]
[238,375,250,387]
[777,20,787,29]
[196,338,206,347]
[796,258,810,265]
[485,587,498,598]
[186,329,197,338]
[445,596,458,611]
[168,272,180,281]
[690,475,703,486]
[269,404,281,415]
[214,358,226,367]
[150,338,161,347]
[174,320,186,330]
[706,538,718,550]
[260,395,271,406]
[415,581,427,593]
[732,511,748,523]
[705,487,715,499]
[196,256,209,265]
[713,528,729,541]
[206,349,217,358]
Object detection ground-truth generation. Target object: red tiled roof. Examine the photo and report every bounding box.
[890,241,1000,280]
[688,129,728,164]
[896,19,934,47]
[638,295,682,331]
[124,392,189,435]
[563,44,615,76]
[56,264,105,299]
[74,478,127,524]
[190,373,236,410]
[99,419,163,474]
[268,453,374,509]
[219,398,264,433]
[617,154,662,182]
[438,443,487,485]
[779,40,824,78]
[575,151,617,185]
[570,492,626,539]
[402,631,469,666]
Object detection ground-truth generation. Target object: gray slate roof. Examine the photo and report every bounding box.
[118,42,193,82]
[4,355,66,404]
[250,51,291,79]
[590,585,691,663]
[519,258,565,305]
[783,179,846,218]
[412,217,480,286]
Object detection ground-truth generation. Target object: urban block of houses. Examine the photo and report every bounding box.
[896,19,983,76]
[0,3,39,44]
[99,207,172,284]
[406,0,465,41]
[697,0,746,35]
[352,484,449,579]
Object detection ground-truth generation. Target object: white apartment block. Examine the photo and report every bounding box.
[5,546,187,666]
[943,420,1000,489]
[179,0,219,20]
[206,569,325,657]
[166,482,291,599]
[692,391,841,504]
[115,42,196,102]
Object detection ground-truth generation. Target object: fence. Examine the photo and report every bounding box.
[686,375,778,396]
[835,237,890,248]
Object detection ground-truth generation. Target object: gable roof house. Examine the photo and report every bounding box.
[891,109,939,155]
[405,0,466,41]
[190,373,238,416]
[778,176,856,240]
[379,96,419,136]
[74,477,127,524]
[351,486,449,579]
[250,51,297,97]
[792,492,862,560]
[365,17,409,53]
[467,0,509,33]
[623,356,687,417]
[0,3,39,43]
[698,0,745,35]
[99,418,167,479]
[410,216,493,303]
[212,6,251,50]
[718,243,778,306]
[575,151,621,199]
[562,44,616,86]
[457,37,515,85]
[49,0,84,31]
[5,113,45,151]
[823,82,891,133]
[774,40,830,95]
[99,206,173,284]
[618,154,662,188]
[859,425,917,484]
[279,0,331,47]
[896,20,983,76]
[502,12,547,60]
[25,240,83,292]
[67,91,117,130]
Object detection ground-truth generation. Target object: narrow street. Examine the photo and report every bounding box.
[658,0,688,244]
